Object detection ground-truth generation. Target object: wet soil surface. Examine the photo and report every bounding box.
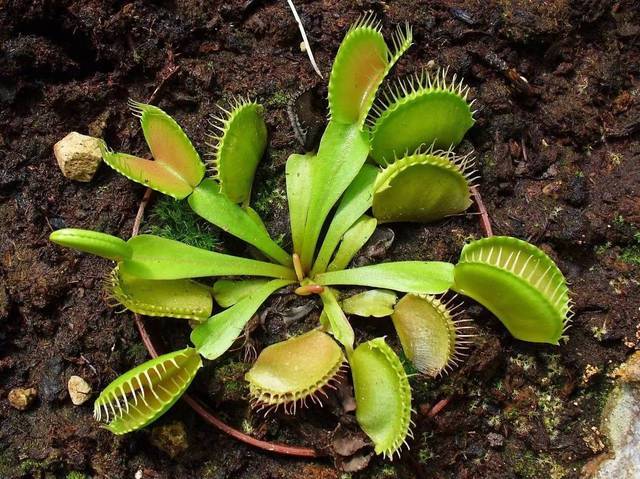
[1,0,639,478]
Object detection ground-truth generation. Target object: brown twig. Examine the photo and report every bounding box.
[148,65,181,105]
[427,397,451,418]
[428,187,493,420]
[131,188,153,236]
[471,186,493,237]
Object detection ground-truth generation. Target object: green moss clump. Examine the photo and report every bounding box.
[146,197,220,251]
[505,446,569,479]
[620,232,640,265]
[266,91,289,108]
[125,342,148,363]
[19,458,47,474]
[66,473,89,479]
[252,177,287,220]
[215,361,250,402]
[0,450,16,476]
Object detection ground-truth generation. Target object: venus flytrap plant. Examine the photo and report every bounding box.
[49,15,572,463]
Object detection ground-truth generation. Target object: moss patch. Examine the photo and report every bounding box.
[146,196,220,250]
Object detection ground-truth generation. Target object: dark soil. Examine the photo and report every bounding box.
[1,1,639,478]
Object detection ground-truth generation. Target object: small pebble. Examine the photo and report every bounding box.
[8,387,37,410]
[53,132,102,182]
[487,432,505,448]
[68,375,92,405]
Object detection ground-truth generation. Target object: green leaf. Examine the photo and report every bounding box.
[311,164,378,275]
[286,153,314,258]
[372,150,474,223]
[453,236,570,344]
[188,179,291,266]
[319,309,330,330]
[101,146,195,200]
[50,228,132,261]
[244,206,269,232]
[133,101,205,188]
[315,261,454,294]
[94,347,202,434]
[208,99,267,204]
[120,235,296,280]
[342,289,397,317]
[328,16,412,126]
[350,338,412,458]
[319,288,354,352]
[191,279,294,360]
[101,101,205,199]
[109,267,213,321]
[300,121,370,271]
[327,215,377,272]
[212,278,270,308]
[369,69,475,165]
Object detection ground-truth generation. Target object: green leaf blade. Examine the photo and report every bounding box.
[311,164,378,275]
[300,121,370,271]
[188,179,291,266]
[50,228,131,261]
[286,153,314,258]
[212,278,270,308]
[327,215,377,272]
[319,288,355,351]
[120,235,295,280]
[191,279,294,360]
[315,261,454,294]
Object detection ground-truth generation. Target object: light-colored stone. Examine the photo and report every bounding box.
[53,132,102,182]
[67,375,92,405]
[584,352,640,478]
[613,351,640,383]
[8,387,37,410]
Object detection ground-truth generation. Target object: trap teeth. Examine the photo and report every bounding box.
[372,149,474,224]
